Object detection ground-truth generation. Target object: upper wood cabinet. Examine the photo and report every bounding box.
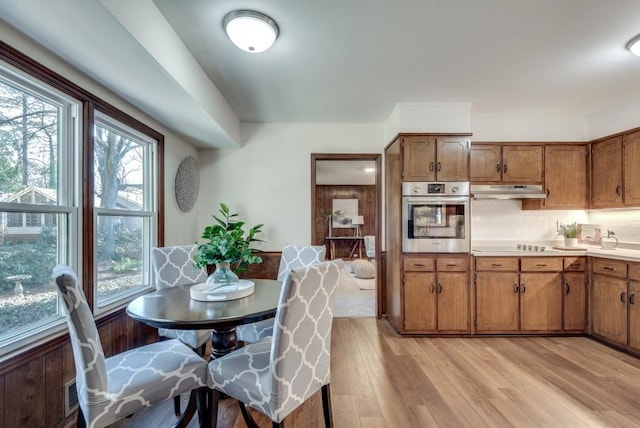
[401,135,470,181]
[591,136,623,208]
[623,130,640,206]
[470,144,543,184]
[523,144,589,210]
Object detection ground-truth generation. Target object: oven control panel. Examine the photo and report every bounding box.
[402,181,469,197]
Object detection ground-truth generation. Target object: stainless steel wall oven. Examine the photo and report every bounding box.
[402,182,470,253]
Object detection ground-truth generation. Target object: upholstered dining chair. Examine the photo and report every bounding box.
[52,265,208,428]
[151,245,212,415]
[235,244,326,344]
[208,259,342,428]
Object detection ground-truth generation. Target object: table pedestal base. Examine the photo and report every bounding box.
[210,326,238,359]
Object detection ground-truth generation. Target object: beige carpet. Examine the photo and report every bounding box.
[332,266,375,318]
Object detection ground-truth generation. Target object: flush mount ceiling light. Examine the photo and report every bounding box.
[627,34,640,57]
[223,10,279,53]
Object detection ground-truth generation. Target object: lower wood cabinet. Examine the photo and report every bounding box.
[475,256,586,334]
[591,259,640,354]
[403,255,469,333]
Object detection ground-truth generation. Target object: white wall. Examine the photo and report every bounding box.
[197,123,384,251]
[588,98,640,140]
[0,20,202,245]
[471,110,588,141]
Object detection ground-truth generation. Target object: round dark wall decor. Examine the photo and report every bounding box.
[175,156,200,212]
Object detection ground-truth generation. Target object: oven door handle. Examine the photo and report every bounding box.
[403,197,469,203]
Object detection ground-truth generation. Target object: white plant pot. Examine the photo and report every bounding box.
[564,237,578,248]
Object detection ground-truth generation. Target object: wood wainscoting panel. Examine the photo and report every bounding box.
[44,347,64,427]
[0,374,4,428]
[5,357,46,427]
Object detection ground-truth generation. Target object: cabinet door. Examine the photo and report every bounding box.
[437,272,469,332]
[563,272,586,332]
[402,136,436,181]
[520,273,562,331]
[436,137,469,181]
[543,145,588,209]
[592,274,628,346]
[501,145,543,184]
[404,272,437,332]
[475,272,519,332]
[470,144,501,183]
[623,130,640,206]
[591,137,623,208]
[629,281,640,353]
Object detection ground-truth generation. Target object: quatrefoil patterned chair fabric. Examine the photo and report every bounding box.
[52,265,208,428]
[236,244,327,343]
[151,245,211,349]
[208,259,342,424]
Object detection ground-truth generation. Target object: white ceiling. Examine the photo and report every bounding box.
[2,0,640,148]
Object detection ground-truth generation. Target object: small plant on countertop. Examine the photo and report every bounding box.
[558,222,579,239]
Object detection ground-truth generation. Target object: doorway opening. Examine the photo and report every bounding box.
[311,153,381,318]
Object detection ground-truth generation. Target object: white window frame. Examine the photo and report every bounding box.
[92,111,157,314]
[0,61,81,359]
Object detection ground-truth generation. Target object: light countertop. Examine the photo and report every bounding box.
[471,243,640,263]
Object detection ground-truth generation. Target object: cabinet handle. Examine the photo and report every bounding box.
[631,293,636,305]
[546,188,550,197]
[430,284,435,293]
[491,263,502,267]
[513,283,519,293]
[414,263,425,267]
[621,291,626,303]
[521,284,526,293]
[437,161,442,171]
[616,184,622,196]
[438,283,443,293]
[570,263,580,268]
[536,264,547,267]
[603,266,615,271]
[565,283,570,294]
[496,163,501,172]
[429,161,434,172]
[503,163,508,173]
[446,263,458,267]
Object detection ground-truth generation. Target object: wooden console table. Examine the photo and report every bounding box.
[325,236,364,260]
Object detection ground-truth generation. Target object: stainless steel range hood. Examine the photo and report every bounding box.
[470,184,547,200]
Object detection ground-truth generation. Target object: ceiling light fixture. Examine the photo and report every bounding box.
[223,10,279,53]
[627,34,640,57]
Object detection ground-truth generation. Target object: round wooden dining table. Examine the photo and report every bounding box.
[127,278,281,358]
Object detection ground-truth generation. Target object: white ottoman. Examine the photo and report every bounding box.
[351,259,376,279]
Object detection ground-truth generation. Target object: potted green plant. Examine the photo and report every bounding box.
[193,203,263,285]
[558,221,579,247]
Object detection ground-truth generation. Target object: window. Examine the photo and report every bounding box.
[0,44,163,359]
[0,64,78,354]
[93,112,155,309]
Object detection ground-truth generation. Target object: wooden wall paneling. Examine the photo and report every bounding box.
[98,322,113,357]
[111,315,127,355]
[316,185,376,259]
[0,374,4,428]
[6,357,46,427]
[45,347,64,427]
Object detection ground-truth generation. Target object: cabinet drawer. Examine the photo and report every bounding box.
[564,257,586,271]
[437,256,468,272]
[520,257,562,272]
[475,257,518,271]
[403,257,435,272]
[592,258,627,278]
[629,262,640,281]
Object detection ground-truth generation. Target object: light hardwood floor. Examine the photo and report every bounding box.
[118,318,640,427]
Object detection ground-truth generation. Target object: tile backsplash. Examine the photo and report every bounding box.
[470,200,640,244]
